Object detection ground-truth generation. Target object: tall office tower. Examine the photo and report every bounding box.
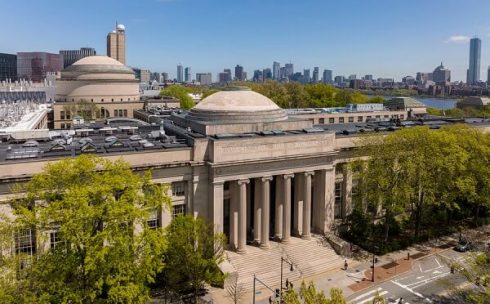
[348,74,357,80]
[161,72,169,83]
[177,64,183,82]
[263,68,272,80]
[468,37,481,85]
[488,66,490,85]
[106,22,126,64]
[184,67,192,82]
[312,67,319,83]
[0,53,17,81]
[224,69,232,81]
[322,69,332,84]
[364,74,373,81]
[303,69,311,83]
[234,64,244,81]
[253,70,263,82]
[279,67,287,80]
[334,75,345,85]
[272,61,280,80]
[59,47,96,68]
[17,52,63,82]
[285,63,294,79]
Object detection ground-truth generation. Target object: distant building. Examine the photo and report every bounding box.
[17,52,63,82]
[132,67,141,81]
[253,70,263,82]
[322,69,332,84]
[196,73,212,85]
[184,67,191,82]
[59,48,96,68]
[457,96,490,109]
[263,68,272,81]
[348,74,356,80]
[235,65,245,81]
[432,62,450,85]
[218,69,232,83]
[364,74,373,81]
[106,23,126,64]
[384,97,427,117]
[140,69,151,83]
[272,61,280,80]
[312,67,319,83]
[284,63,294,79]
[177,64,183,82]
[161,72,169,83]
[402,76,415,85]
[350,79,362,89]
[303,69,310,83]
[468,37,481,85]
[487,66,490,85]
[416,72,433,83]
[334,75,345,85]
[0,53,17,81]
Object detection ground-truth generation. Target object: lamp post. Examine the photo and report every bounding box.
[253,274,279,304]
[280,257,294,301]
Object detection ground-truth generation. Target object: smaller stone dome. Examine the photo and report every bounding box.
[188,88,287,123]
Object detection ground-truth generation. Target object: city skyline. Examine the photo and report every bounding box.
[2,0,490,81]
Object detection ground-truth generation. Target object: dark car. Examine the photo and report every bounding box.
[455,240,473,252]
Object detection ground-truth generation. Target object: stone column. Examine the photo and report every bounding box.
[210,181,224,234]
[260,176,273,249]
[293,173,304,236]
[237,179,249,254]
[253,178,261,244]
[274,176,283,240]
[312,168,335,233]
[302,172,314,240]
[282,174,294,243]
[341,165,353,219]
[229,182,239,250]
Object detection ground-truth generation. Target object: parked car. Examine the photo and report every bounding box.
[455,240,473,252]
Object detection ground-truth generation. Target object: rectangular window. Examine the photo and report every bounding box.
[123,109,128,117]
[334,182,343,219]
[375,115,381,119]
[172,182,185,196]
[66,123,71,129]
[15,228,36,255]
[50,231,61,250]
[114,109,118,117]
[348,117,354,123]
[118,109,123,117]
[66,111,71,120]
[339,117,344,123]
[357,116,363,122]
[147,209,160,229]
[60,111,65,120]
[319,118,325,124]
[60,123,65,129]
[329,118,335,123]
[172,204,186,219]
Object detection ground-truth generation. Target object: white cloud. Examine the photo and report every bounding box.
[444,35,470,43]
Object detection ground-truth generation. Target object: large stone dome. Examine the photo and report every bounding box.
[55,55,139,103]
[188,88,287,123]
[60,56,135,81]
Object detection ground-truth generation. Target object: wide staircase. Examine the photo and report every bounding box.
[224,234,344,291]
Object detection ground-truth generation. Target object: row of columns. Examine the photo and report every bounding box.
[218,168,335,254]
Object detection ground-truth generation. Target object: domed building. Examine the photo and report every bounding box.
[53,56,143,129]
[171,87,311,135]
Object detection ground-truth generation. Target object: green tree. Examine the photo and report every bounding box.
[303,84,337,107]
[158,215,226,303]
[160,85,194,109]
[280,281,347,304]
[63,99,99,120]
[368,96,385,104]
[248,80,290,108]
[372,290,386,303]
[0,155,170,304]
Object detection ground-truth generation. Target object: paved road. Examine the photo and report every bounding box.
[347,249,475,304]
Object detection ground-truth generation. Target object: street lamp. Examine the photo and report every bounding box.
[371,246,378,282]
[280,256,294,300]
[253,274,279,304]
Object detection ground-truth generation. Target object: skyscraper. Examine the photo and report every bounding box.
[184,67,191,82]
[177,64,183,82]
[234,65,244,81]
[468,37,481,85]
[59,48,96,68]
[285,63,294,79]
[322,69,332,84]
[303,69,311,83]
[196,73,212,85]
[272,61,280,80]
[106,23,126,64]
[312,67,319,83]
[487,66,490,85]
[16,52,63,82]
[263,68,272,81]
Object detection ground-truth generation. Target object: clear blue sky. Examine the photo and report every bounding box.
[2,0,490,81]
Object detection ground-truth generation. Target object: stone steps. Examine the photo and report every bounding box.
[223,235,345,291]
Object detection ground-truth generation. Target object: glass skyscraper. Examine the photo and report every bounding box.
[468,37,481,85]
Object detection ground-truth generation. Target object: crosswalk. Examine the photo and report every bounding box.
[350,287,410,304]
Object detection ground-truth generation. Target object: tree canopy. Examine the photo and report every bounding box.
[160,85,195,109]
[0,155,171,303]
